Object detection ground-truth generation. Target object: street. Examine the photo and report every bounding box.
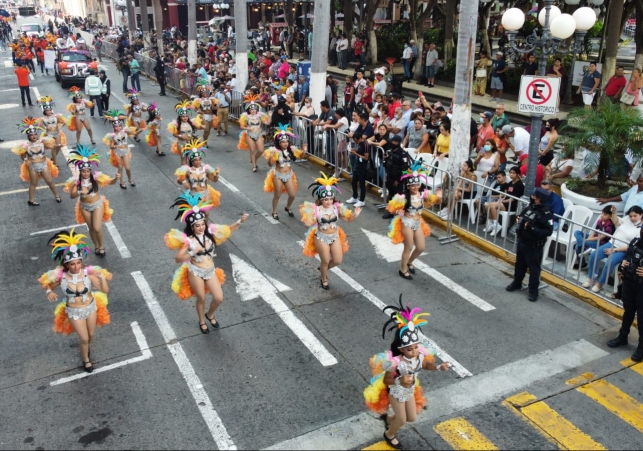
[0,48,642,451]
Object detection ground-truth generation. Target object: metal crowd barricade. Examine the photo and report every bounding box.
[228,90,244,120]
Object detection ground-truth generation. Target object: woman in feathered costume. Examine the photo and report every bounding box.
[123,88,148,142]
[12,116,61,206]
[192,80,219,144]
[39,229,112,373]
[168,100,201,165]
[66,86,96,146]
[164,192,248,334]
[300,172,361,290]
[102,109,137,189]
[263,124,307,220]
[238,94,270,172]
[386,160,441,280]
[35,95,67,166]
[63,145,119,257]
[363,295,451,449]
[175,138,221,222]
[145,102,165,156]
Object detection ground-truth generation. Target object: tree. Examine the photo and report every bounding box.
[408,0,437,79]
[443,0,455,65]
[187,0,197,65]
[139,0,150,48]
[153,0,164,53]
[601,0,625,89]
[634,0,643,69]
[479,1,494,57]
[285,0,295,29]
[365,0,379,64]
[343,0,354,42]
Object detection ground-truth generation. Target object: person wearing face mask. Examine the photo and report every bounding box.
[402,42,413,82]
[506,187,554,302]
[476,111,494,153]
[382,135,412,219]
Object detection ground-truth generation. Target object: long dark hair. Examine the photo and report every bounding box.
[402,182,427,212]
[147,108,158,123]
[176,115,195,130]
[183,221,216,249]
[78,170,99,193]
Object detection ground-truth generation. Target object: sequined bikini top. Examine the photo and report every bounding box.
[26,142,45,158]
[317,206,338,230]
[60,269,92,303]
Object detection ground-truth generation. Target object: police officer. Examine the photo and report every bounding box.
[99,70,110,111]
[84,68,103,117]
[382,135,411,219]
[607,228,643,362]
[506,187,554,302]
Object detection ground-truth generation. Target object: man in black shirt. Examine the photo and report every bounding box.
[347,131,369,208]
[154,54,166,95]
[271,96,292,127]
[523,53,539,76]
[118,53,130,93]
[382,135,411,219]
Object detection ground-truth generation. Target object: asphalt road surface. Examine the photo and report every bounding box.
[0,45,642,451]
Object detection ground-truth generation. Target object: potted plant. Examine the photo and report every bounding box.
[560,98,643,215]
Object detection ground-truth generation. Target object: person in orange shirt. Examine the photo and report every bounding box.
[15,62,34,107]
[11,40,20,65]
[23,46,35,72]
[36,47,48,75]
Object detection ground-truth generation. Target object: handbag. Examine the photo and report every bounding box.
[620,91,636,105]
[476,69,487,78]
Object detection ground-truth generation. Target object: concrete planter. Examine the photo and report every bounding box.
[561,182,625,220]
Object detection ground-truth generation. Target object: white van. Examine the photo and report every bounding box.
[20,23,43,38]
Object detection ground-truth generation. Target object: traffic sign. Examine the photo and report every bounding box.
[517,76,561,115]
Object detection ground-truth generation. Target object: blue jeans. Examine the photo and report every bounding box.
[573,231,600,256]
[130,72,141,91]
[403,60,412,79]
[587,243,625,285]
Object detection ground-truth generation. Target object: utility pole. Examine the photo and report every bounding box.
[309,0,330,110]
[234,0,249,91]
[187,0,197,65]
[126,0,136,44]
[140,0,150,47]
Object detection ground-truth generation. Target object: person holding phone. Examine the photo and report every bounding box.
[346,131,369,208]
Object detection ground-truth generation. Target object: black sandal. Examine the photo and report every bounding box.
[285,207,294,217]
[399,270,413,280]
[120,183,127,189]
[199,322,210,334]
[134,137,141,142]
[252,166,258,173]
[205,314,220,329]
[55,197,62,203]
[407,265,416,275]
[27,200,40,206]
[83,361,94,373]
[95,249,106,257]
[321,279,329,290]
[129,181,136,187]
[91,141,96,145]
[272,213,279,220]
[156,151,166,156]
[383,432,402,449]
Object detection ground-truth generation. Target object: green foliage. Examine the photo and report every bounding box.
[435,59,457,81]
[561,99,643,190]
[587,20,603,39]
[375,22,409,61]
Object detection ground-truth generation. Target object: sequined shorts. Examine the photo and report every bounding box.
[274,169,293,183]
[132,116,142,125]
[66,299,96,321]
[80,196,103,212]
[401,215,421,231]
[46,131,60,138]
[188,262,215,280]
[202,113,214,122]
[388,382,415,403]
[315,230,338,245]
[248,130,262,141]
[114,146,130,157]
[30,161,47,173]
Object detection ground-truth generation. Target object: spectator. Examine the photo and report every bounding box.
[425,43,438,88]
[374,69,387,95]
[574,205,616,269]
[154,54,166,96]
[584,206,643,293]
[99,70,111,111]
[484,166,524,235]
[15,62,34,107]
[346,131,369,208]
[545,149,574,187]
[119,53,130,93]
[497,124,530,159]
[92,34,102,61]
[385,107,407,139]
[354,36,363,64]
[538,118,559,166]
[523,53,538,75]
[402,118,429,153]
[336,34,348,70]
[402,41,413,82]
[327,75,338,107]
[597,173,643,212]
[409,39,418,79]
[433,122,450,157]
[474,138,500,186]
[326,107,350,177]
[519,154,545,187]
[297,74,309,103]
[474,50,489,96]
[329,32,337,66]
[490,103,511,131]
[387,93,402,120]
[490,51,508,102]
[363,78,374,110]
[476,111,495,152]
[35,47,47,75]
[353,69,367,110]
[540,180,565,229]
[577,61,601,109]
[213,87,230,136]
[623,67,643,108]
[546,58,566,107]
[342,74,353,113]
[440,160,477,220]
[476,170,507,226]
[603,66,627,102]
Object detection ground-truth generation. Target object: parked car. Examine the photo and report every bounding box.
[54,49,93,88]
[20,22,42,37]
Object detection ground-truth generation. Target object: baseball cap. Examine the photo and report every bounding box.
[280,54,287,59]
[496,51,504,56]
[533,187,551,202]
[390,135,402,143]
[99,69,106,74]
[480,111,493,120]
[498,125,514,136]
[519,154,529,161]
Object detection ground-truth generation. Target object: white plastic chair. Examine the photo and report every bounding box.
[498,209,517,238]
[424,156,449,191]
[562,198,573,214]
[405,147,418,160]
[457,173,487,224]
[542,205,593,270]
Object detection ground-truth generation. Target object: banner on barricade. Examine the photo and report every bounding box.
[44,50,55,69]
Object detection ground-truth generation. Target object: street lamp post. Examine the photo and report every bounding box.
[501,0,596,197]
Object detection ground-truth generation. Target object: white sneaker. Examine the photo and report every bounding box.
[377,188,383,194]
[483,222,495,233]
[490,223,502,236]
[355,200,366,207]
[582,280,592,288]
[346,197,358,204]
[439,207,449,216]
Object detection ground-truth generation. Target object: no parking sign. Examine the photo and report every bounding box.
[517,76,560,115]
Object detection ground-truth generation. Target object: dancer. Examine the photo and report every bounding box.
[102,110,137,189]
[363,295,451,449]
[145,102,165,156]
[12,116,61,206]
[64,145,119,257]
[300,172,361,290]
[175,138,221,221]
[263,124,307,220]
[36,96,67,166]
[66,86,96,146]
[238,94,270,172]
[168,100,200,165]
[192,80,219,145]
[124,88,148,142]
[165,192,248,334]
[38,229,112,373]
[386,161,441,280]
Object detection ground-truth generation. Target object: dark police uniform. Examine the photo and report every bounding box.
[381,137,410,219]
[608,236,643,361]
[507,194,554,301]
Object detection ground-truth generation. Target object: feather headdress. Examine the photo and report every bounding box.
[38,95,55,111]
[382,294,430,348]
[67,144,100,170]
[148,102,160,115]
[170,191,214,224]
[67,86,84,98]
[196,78,213,93]
[308,171,341,199]
[243,93,260,112]
[182,138,207,162]
[18,116,43,136]
[400,158,429,186]
[48,228,91,264]
[103,109,127,127]
[274,122,297,143]
[175,100,193,116]
[126,88,139,100]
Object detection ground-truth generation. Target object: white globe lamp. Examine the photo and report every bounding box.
[502,8,525,31]
[573,7,597,31]
[539,5,561,27]
[550,14,576,39]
